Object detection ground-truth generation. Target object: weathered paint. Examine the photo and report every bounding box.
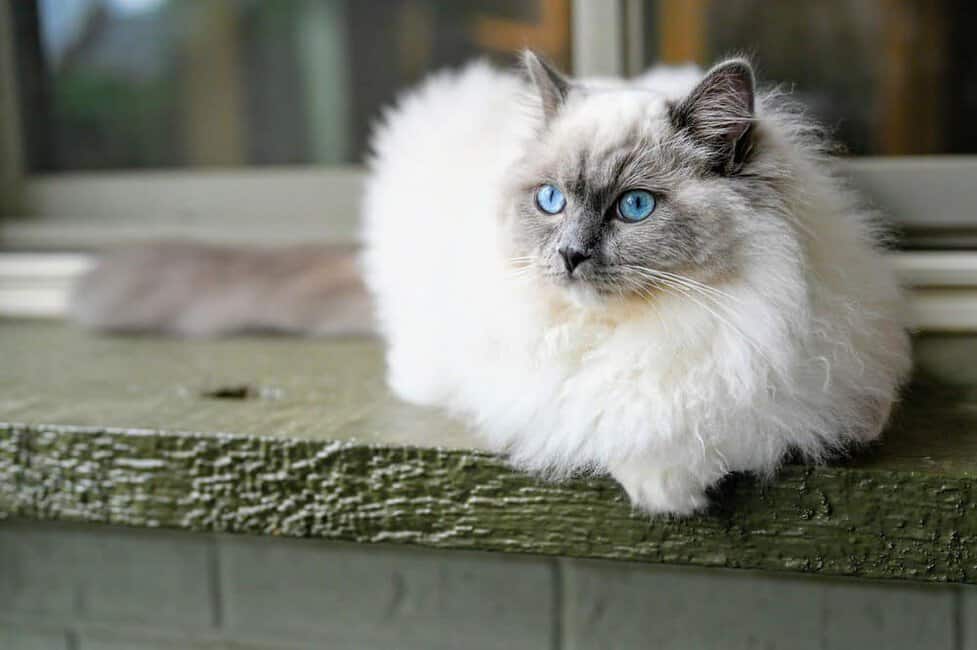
[3,422,977,584]
[1,321,977,584]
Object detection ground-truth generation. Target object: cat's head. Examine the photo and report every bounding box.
[506,51,775,305]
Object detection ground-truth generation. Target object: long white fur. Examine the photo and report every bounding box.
[361,60,911,515]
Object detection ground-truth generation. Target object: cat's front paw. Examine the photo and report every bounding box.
[610,463,710,517]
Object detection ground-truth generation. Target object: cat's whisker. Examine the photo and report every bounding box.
[628,267,737,304]
[506,255,537,266]
[505,263,538,281]
[627,273,776,369]
[506,257,539,280]
[624,268,739,316]
[624,265,743,304]
[625,270,751,331]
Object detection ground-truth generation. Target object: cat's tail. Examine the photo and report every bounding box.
[68,241,374,337]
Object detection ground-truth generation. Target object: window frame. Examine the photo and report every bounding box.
[2,0,977,329]
[2,167,364,250]
[0,0,24,218]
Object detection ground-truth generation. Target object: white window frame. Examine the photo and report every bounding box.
[2,0,977,330]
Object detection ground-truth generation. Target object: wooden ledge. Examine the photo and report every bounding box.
[2,320,977,584]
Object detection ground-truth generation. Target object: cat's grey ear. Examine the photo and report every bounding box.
[670,58,756,175]
[523,50,570,122]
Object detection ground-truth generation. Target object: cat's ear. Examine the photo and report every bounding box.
[523,50,571,122]
[670,58,756,175]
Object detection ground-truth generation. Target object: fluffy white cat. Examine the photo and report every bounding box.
[70,52,912,516]
[361,52,912,515]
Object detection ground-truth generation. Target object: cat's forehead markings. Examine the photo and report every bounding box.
[533,89,679,194]
[551,130,672,195]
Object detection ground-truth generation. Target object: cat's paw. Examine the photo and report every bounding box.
[610,463,710,517]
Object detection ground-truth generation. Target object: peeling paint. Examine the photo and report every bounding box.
[2,422,977,585]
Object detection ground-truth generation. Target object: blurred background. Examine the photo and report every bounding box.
[2,0,976,321]
[7,0,976,174]
[11,0,574,171]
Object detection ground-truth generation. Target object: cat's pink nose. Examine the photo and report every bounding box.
[559,246,592,274]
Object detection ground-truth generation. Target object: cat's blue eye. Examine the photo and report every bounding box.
[535,184,566,215]
[616,190,656,222]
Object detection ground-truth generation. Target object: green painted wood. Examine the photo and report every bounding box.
[2,320,977,584]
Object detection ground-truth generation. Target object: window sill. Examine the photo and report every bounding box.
[2,319,976,584]
[3,251,977,331]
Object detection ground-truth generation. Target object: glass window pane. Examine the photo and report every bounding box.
[12,0,571,171]
[641,0,975,155]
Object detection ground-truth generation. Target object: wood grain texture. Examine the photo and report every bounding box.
[2,320,977,584]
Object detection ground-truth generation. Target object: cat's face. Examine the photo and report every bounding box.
[507,53,759,304]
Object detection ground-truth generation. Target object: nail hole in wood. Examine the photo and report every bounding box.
[201,385,258,400]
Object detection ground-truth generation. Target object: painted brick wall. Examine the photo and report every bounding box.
[0,520,970,649]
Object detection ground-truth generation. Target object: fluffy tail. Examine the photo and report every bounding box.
[69,241,374,336]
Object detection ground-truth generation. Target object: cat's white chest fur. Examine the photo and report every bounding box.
[361,57,911,515]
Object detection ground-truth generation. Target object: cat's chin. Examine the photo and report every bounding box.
[558,281,605,308]
[545,276,648,312]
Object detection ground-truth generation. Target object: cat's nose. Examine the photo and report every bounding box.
[559,246,592,274]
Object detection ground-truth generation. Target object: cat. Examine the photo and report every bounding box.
[72,52,912,515]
